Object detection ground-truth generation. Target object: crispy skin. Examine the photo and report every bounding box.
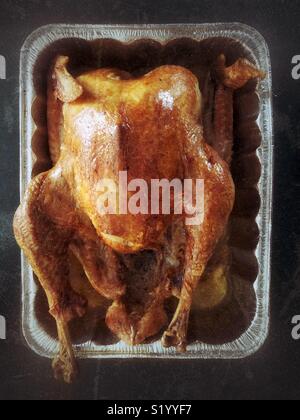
[14,55,263,381]
[63,65,199,252]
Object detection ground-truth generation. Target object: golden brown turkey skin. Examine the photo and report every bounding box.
[14,55,262,382]
[61,66,201,253]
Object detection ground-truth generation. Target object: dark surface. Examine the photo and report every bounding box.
[0,0,299,400]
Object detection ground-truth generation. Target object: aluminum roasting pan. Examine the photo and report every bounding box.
[19,23,273,360]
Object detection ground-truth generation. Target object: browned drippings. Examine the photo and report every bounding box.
[32,37,261,347]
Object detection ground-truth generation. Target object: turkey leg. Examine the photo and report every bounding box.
[14,172,87,383]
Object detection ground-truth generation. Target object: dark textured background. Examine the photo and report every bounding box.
[0,0,300,400]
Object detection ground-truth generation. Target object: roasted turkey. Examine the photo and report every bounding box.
[14,54,263,382]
